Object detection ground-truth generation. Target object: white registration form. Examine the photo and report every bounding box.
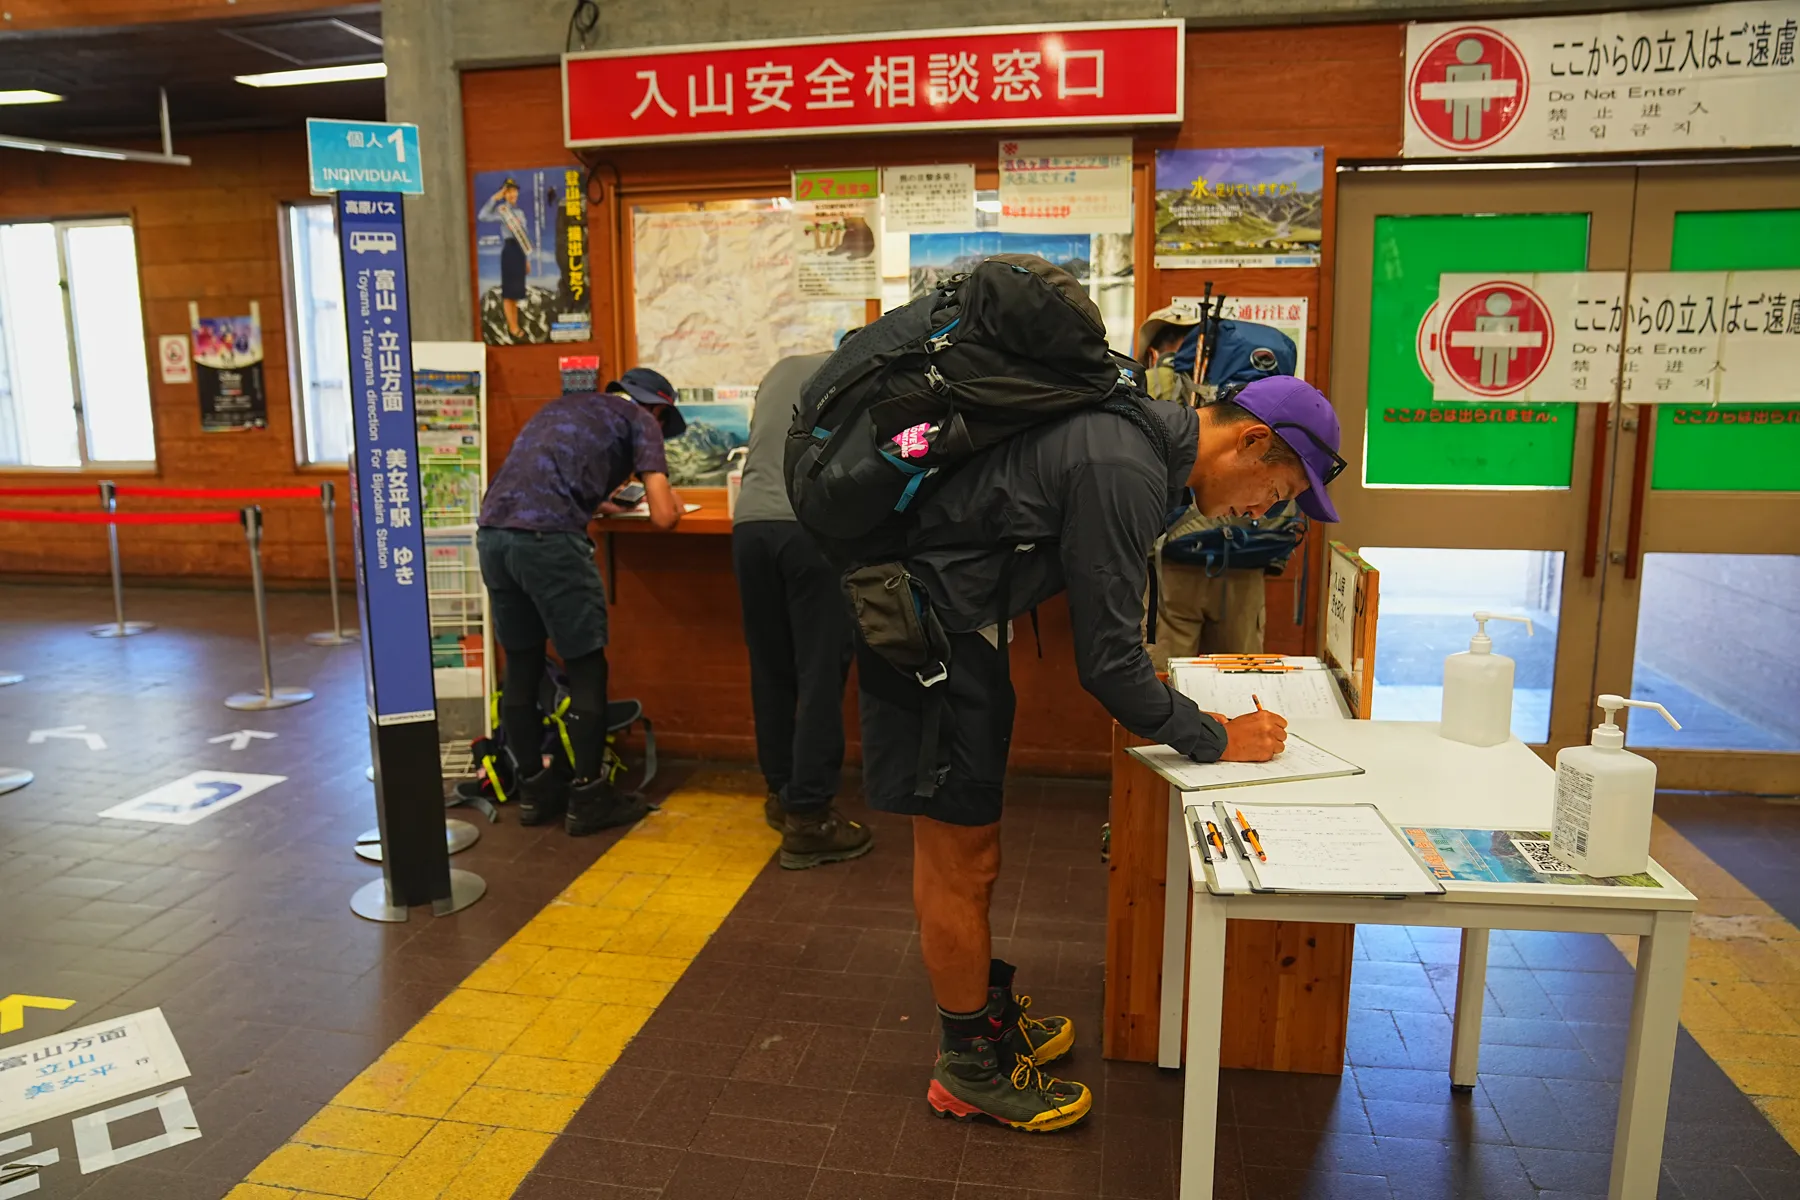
[1131,734,1363,792]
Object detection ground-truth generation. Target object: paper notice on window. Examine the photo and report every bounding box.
[883,164,976,232]
[794,198,881,299]
[998,137,1132,234]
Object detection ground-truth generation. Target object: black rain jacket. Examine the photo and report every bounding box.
[897,399,1228,763]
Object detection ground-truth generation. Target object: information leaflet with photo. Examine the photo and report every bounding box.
[793,168,882,300]
[1129,735,1363,793]
[0,1009,190,1135]
[883,163,977,232]
[1403,2,1800,159]
[1220,803,1445,896]
[998,138,1132,234]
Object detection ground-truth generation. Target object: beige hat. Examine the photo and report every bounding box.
[1136,299,1208,356]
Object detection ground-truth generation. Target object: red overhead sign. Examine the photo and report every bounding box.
[563,22,1185,147]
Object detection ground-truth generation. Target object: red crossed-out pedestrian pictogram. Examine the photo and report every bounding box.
[1438,281,1554,397]
[1409,26,1529,152]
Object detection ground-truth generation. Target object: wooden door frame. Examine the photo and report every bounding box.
[1330,167,1639,755]
[1597,162,1800,792]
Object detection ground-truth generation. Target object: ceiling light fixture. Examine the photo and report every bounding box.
[0,90,64,106]
[235,62,386,88]
[0,88,190,167]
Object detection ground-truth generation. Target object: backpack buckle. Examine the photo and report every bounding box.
[915,661,948,687]
[926,364,947,392]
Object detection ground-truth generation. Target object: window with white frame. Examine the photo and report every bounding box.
[284,202,350,465]
[0,218,157,468]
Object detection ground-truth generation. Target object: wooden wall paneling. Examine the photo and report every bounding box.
[0,130,354,585]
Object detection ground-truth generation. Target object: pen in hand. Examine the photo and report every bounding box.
[1252,694,1264,713]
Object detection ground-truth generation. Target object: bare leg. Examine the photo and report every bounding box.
[504,298,522,337]
[913,815,1000,1014]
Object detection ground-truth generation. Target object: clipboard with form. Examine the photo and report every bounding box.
[1130,735,1364,792]
[1218,802,1445,896]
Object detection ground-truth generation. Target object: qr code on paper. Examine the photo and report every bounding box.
[1510,837,1578,875]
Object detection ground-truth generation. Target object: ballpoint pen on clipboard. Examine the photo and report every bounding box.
[1204,820,1231,861]
[1234,808,1268,861]
[1190,809,1213,864]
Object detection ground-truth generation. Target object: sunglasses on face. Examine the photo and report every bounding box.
[1272,422,1348,486]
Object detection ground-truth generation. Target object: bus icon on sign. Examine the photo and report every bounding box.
[348,230,397,254]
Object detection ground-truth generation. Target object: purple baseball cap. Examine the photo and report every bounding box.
[1231,376,1344,522]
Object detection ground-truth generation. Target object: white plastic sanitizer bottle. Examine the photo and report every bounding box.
[1550,694,1681,878]
[1439,611,1534,747]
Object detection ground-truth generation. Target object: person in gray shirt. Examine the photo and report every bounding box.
[733,348,873,870]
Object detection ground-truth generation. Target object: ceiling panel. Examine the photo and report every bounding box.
[0,4,383,143]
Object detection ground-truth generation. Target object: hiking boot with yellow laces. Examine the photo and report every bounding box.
[989,959,1074,1066]
[926,1036,1091,1132]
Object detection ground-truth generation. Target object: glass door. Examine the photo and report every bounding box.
[1330,169,1638,755]
[1598,164,1800,793]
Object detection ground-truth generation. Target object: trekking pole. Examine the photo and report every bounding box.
[1200,290,1228,390]
[88,480,154,638]
[1192,283,1214,390]
[306,480,358,646]
[226,505,314,711]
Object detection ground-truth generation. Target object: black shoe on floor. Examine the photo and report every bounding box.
[779,806,873,870]
[927,1036,1091,1132]
[517,769,568,827]
[763,791,783,832]
[566,776,651,837]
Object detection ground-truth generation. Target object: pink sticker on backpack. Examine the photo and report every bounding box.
[893,421,934,459]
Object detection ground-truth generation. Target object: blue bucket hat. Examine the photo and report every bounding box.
[606,367,685,437]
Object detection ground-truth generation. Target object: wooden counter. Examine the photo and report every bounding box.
[1105,724,1354,1073]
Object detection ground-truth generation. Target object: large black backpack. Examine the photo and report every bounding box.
[784,253,1168,567]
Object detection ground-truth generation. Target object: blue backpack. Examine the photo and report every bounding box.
[1160,321,1307,574]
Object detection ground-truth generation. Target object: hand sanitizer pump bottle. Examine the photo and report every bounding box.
[1550,694,1681,878]
[1439,612,1534,747]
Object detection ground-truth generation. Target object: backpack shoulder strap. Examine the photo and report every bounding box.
[796,297,942,423]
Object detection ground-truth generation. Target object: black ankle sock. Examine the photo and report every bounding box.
[987,958,1017,994]
[938,1004,996,1043]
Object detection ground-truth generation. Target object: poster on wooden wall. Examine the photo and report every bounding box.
[473,166,591,346]
[1154,147,1324,269]
[189,302,266,432]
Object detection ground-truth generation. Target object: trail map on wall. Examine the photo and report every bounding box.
[632,207,861,391]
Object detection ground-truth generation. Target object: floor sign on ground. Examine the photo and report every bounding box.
[0,1008,191,1135]
[98,771,285,826]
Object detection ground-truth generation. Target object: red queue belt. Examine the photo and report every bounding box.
[0,509,244,525]
[111,485,324,500]
[0,484,326,501]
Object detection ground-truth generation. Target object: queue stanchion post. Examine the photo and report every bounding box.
[89,480,154,638]
[306,480,358,647]
[2,665,30,787]
[226,505,314,711]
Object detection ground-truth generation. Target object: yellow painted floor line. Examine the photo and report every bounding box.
[1609,816,1800,1151]
[226,773,779,1200]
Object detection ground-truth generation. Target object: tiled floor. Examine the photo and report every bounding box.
[4,582,1800,1199]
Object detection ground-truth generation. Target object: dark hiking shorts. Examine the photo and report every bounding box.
[856,627,1015,827]
[476,526,608,659]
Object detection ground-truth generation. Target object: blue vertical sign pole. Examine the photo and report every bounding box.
[336,190,479,919]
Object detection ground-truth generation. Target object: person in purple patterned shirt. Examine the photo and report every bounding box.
[477,367,685,834]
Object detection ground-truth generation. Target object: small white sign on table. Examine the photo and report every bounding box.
[99,770,285,826]
[0,1009,191,1135]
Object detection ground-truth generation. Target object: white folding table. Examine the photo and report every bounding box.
[1135,720,1696,1200]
